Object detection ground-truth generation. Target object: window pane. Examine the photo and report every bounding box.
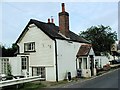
[24,42,35,51]
[83,58,87,69]
[79,58,82,69]
[32,67,45,78]
[1,58,9,74]
[21,56,28,69]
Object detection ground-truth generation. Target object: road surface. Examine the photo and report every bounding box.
[62,69,119,88]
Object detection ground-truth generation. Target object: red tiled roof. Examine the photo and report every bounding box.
[76,44,92,57]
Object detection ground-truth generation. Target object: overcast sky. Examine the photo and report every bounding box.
[0,1,118,47]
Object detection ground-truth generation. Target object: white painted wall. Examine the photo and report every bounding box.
[95,56,110,68]
[17,24,55,66]
[17,24,56,81]
[16,23,92,81]
[56,39,83,81]
[89,48,95,56]
[81,69,91,77]
[9,57,21,76]
[46,66,56,81]
[0,57,21,76]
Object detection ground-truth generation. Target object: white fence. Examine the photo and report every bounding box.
[0,76,45,88]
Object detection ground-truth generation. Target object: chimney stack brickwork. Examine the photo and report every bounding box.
[59,3,70,38]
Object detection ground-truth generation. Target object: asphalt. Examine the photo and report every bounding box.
[50,68,120,88]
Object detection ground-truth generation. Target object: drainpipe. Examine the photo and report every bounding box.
[76,58,78,71]
[76,58,78,77]
[55,40,58,82]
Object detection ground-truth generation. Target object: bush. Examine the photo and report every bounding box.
[5,75,14,80]
[103,64,111,71]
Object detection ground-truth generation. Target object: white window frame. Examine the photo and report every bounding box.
[21,56,28,70]
[95,59,99,68]
[1,58,9,74]
[24,42,35,52]
[32,67,45,78]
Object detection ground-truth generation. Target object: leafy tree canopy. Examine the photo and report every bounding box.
[79,25,117,56]
[0,43,18,57]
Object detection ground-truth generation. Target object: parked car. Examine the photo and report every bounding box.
[109,59,120,64]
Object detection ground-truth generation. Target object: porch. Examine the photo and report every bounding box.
[76,44,96,78]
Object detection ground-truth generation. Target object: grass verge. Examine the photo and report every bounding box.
[2,82,46,90]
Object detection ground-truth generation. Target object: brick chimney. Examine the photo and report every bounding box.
[59,3,69,38]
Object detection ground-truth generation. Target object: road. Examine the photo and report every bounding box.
[62,69,119,88]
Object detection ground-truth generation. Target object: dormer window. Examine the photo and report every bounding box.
[24,42,35,52]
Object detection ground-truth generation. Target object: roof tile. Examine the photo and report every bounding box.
[77,44,92,57]
[16,19,90,44]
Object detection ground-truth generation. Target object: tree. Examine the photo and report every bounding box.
[1,43,18,57]
[7,63,12,76]
[0,45,2,57]
[79,25,117,56]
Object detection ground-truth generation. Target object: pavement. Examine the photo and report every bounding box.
[48,67,120,88]
[49,78,86,88]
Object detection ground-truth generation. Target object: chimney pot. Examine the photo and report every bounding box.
[48,18,50,23]
[51,18,54,23]
[62,3,65,12]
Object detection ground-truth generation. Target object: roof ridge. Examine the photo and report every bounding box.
[16,19,90,44]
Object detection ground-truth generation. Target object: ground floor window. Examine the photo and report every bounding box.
[32,67,45,78]
[95,59,99,68]
[1,58,10,74]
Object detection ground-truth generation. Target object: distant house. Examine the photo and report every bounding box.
[111,41,120,60]
[0,3,97,81]
[117,40,120,54]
